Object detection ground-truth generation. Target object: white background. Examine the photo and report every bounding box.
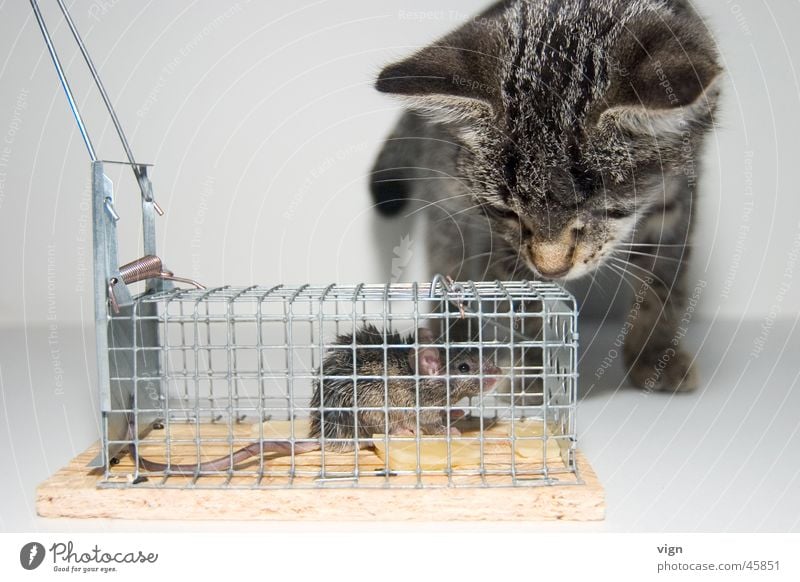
[0,0,799,325]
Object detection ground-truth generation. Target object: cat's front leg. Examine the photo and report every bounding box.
[623,256,698,392]
[622,198,699,392]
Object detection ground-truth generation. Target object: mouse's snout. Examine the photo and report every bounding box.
[481,362,503,388]
[487,363,503,376]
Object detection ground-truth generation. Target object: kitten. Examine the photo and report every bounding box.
[370,0,722,392]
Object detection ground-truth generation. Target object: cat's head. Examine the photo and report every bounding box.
[376,0,722,280]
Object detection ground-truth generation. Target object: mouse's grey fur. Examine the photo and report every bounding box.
[310,324,500,451]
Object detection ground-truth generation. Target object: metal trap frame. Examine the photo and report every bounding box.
[34,0,581,491]
[99,278,579,489]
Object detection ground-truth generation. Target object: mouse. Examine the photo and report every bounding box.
[309,324,501,450]
[126,324,501,474]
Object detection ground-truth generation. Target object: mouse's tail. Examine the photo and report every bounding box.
[125,418,319,474]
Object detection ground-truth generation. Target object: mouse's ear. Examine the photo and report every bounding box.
[409,328,441,376]
[413,347,442,376]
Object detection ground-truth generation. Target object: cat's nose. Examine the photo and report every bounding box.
[536,265,571,279]
[531,242,572,279]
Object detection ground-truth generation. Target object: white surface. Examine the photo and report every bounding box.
[0,1,799,326]
[1,317,798,532]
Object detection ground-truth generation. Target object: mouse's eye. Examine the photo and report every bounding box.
[457,362,471,374]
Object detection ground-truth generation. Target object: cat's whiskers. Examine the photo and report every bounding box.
[595,267,618,300]
[606,261,665,309]
[620,249,685,264]
[607,258,668,307]
[612,256,672,290]
[461,249,515,265]
[584,258,617,301]
[493,252,528,275]
[586,267,608,299]
[606,262,645,298]
[616,242,693,248]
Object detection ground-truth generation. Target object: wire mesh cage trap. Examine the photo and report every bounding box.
[33,0,581,493]
[102,275,579,489]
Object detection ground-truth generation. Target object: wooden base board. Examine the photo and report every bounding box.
[37,443,605,521]
[102,418,573,488]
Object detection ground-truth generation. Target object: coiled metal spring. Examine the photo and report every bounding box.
[108,255,204,313]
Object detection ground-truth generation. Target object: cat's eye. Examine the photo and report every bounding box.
[603,208,631,220]
[458,362,471,373]
[484,205,518,221]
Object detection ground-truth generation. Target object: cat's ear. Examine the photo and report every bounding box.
[375,17,501,125]
[597,75,723,140]
[596,13,723,140]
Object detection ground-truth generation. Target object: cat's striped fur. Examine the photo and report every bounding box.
[370,0,721,391]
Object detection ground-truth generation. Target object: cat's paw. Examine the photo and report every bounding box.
[626,349,698,393]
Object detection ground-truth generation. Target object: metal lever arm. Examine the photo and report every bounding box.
[29,0,163,216]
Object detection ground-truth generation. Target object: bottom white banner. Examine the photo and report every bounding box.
[1,532,797,581]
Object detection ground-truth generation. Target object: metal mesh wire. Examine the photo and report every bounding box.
[101,280,579,489]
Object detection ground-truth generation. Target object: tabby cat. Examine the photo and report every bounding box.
[370,0,721,392]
